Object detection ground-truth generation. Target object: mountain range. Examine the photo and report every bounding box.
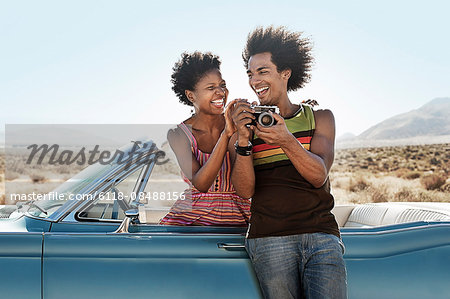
[337,97,450,148]
[1,98,449,149]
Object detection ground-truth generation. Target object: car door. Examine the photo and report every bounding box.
[42,226,261,299]
[0,232,42,299]
[342,223,450,299]
[43,147,261,298]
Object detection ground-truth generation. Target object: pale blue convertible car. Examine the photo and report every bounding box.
[1,141,449,299]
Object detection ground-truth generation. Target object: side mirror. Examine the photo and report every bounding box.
[113,209,139,233]
[124,208,139,219]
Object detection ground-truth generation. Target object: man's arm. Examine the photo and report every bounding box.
[254,109,335,188]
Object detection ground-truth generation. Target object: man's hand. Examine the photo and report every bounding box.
[254,112,295,147]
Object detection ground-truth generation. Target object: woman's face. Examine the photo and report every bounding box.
[186,69,228,115]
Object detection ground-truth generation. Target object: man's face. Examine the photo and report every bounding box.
[246,52,289,106]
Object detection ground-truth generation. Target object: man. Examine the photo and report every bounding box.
[229,26,347,299]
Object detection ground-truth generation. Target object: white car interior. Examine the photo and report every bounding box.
[138,202,450,227]
[332,202,450,228]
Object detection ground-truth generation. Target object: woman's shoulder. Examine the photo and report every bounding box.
[167,123,191,148]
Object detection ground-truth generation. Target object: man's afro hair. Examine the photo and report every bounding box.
[243,26,314,91]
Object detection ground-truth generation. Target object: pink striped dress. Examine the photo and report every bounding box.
[159,122,251,226]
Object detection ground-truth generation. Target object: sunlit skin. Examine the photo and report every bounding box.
[230,52,297,145]
[247,52,292,108]
[168,69,238,192]
[187,69,229,121]
[229,52,336,198]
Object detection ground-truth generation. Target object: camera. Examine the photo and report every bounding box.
[250,105,279,127]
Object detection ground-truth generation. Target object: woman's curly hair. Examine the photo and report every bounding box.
[242,26,314,91]
[171,51,221,106]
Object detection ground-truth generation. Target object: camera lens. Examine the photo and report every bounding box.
[258,112,274,127]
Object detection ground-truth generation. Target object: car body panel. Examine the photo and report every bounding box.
[0,232,42,299]
[2,214,449,298]
[0,216,52,233]
[43,231,261,299]
[342,223,450,299]
[346,245,449,298]
[342,222,450,258]
[49,221,119,233]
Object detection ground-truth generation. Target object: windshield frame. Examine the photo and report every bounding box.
[24,140,159,222]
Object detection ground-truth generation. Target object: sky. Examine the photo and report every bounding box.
[1,0,449,138]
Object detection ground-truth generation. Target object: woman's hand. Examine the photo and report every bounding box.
[224,99,238,138]
[230,99,256,143]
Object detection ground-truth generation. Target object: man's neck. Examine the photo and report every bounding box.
[276,94,298,118]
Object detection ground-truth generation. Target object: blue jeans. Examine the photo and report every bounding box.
[245,233,347,299]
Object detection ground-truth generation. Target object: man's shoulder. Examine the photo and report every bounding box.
[312,109,335,125]
[312,108,334,117]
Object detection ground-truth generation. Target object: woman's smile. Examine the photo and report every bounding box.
[211,97,225,109]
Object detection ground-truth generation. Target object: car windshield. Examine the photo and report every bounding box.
[26,162,117,218]
[24,140,158,219]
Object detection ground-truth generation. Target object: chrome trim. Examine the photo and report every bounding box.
[112,209,139,233]
[135,161,153,194]
[0,232,44,235]
[42,232,246,236]
[8,141,159,224]
[74,161,154,223]
[23,213,58,223]
[113,217,132,234]
[341,222,450,236]
[217,243,245,249]
[56,150,157,223]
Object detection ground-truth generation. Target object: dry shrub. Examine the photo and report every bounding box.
[441,182,450,192]
[348,192,371,204]
[0,194,5,205]
[414,191,435,202]
[29,173,47,184]
[420,174,447,190]
[370,185,389,203]
[395,187,447,202]
[331,179,342,189]
[55,165,72,174]
[348,177,370,192]
[394,168,409,178]
[403,171,422,180]
[395,187,414,201]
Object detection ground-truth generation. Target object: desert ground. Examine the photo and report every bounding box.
[1,143,449,206]
[330,143,449,204]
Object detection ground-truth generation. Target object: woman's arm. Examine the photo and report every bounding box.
[168,104,236,193]
[228,100,256,199]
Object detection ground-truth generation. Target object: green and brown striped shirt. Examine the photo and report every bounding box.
[248,104,340,239]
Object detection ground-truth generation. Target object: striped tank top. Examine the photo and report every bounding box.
[248,104,340,238]
[252,104,314,170]
[160,122,251,226]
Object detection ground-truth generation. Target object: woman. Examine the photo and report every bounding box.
[160,52,250,226]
